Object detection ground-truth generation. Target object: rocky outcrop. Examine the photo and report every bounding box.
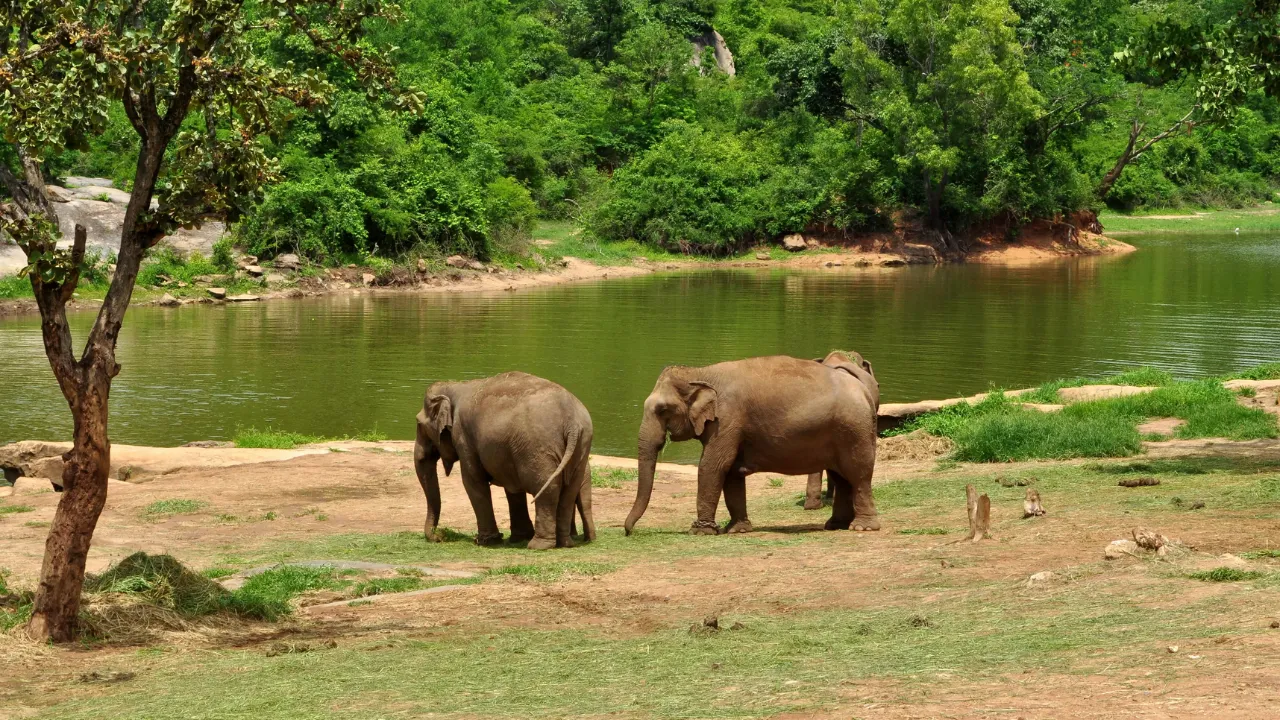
[782,234,808,251]
[690,29,736,76]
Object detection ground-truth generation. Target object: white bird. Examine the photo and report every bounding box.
[1235,227,1241,234]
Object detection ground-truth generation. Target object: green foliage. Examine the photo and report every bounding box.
[142,499,208,517]
[1187,568,1265,583]
[1227,363,1280,381]
[0,503,35,516]
[85,553,231,617]
[591,466,637,488]
[900,372,1278,462]
[221,566,347,621]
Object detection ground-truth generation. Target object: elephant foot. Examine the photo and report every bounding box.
[557,536,577,549]
[526,536,557,550]
[475,532,505,547]
[424,528,443,543]
[508,531,535,545]
[802,497,825,510]
[824,516,852,531]
[851,517,881,532]
[690,520,720,536]
[723,518,753,534]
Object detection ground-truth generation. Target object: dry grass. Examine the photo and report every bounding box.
[877,429,955,462]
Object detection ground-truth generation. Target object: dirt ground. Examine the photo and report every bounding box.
[2,438,1279,719]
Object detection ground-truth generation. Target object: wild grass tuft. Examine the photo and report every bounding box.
[1227,362,1280,381]
[0,503,35,516]
[897,527,950,535]
[1242,549,1280,559]
[232,426,389,449]
[351,577,424,597]
[1187,567,1265,582]
[899,375,1277,462]
[591,466,636,488]
[221,565,347,620]
[142,499,207,517]
[488,562,616,581]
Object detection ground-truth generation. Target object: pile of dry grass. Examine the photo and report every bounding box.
[877,430,955,462]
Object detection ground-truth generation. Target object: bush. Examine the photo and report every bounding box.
[211,237,236,272]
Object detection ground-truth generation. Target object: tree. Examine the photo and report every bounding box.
[0,0,418,642]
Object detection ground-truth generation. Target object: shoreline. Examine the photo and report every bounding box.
[0,232,1135,319]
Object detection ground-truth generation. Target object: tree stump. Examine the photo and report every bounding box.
[966,484,991,541]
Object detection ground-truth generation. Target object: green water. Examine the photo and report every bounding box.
[1,233,1278,461]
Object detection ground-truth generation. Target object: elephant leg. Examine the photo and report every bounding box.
[825,477,835,500]
[461,461,503,545]
[692,442,735,535]
[803,472,825,510]
[824,469,855,530]
[722,471,752,533]
[844,454,880,532]
[556,461,586,548]
[506,490,535,544]
[577,463,597,542]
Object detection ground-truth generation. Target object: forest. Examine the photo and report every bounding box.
[50,0,1280,259]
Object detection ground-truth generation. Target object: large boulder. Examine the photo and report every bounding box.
[690,29,736,76]
[781,234,808,252]
[0,441,71,479]
[445,255,469,269]
[274,253,301,271]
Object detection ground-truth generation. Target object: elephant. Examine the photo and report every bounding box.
[623,354,880,537]
[414,371,596,549]
[803,350,879,510]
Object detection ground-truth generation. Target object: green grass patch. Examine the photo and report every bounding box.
[350,577,425,597]
[1018,366,1174,404]
[0,503,35,516]
[233,426,388,449]
[1098,207,1280,234]
[896,527,950,535]
[199,567,237,580]
[1242,550,1280,559]
[222,565,348,620]
[1226,362,1280,381]
[0,568,33,631]
[591,466,637,489]
[142,499,207,517]
[1187,567,1266,582]
[487,562,616,582]
[898,375,1277,462]
[0,274,32,299]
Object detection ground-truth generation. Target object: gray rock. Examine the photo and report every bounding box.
[244,265,264,276]
[361,273,376,286]
[1104,539,1139,560]
[416,258,427,272]
[0,441,71,478]
[226,294,260,302]
[158,293,181,307]
[445,255,468,269]
[1025,571,1055,587]
[782,234,807,252]
[274,253,300,271]
[755,252,770,261]
[265,273,286,284]
[207,287,227,299]
[61,176,114,189]
[690,29,736,76]
[466,260,485,272]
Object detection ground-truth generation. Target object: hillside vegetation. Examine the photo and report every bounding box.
[52,0,1280,261]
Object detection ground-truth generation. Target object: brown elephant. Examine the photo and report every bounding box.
[804,350,879,510]
[623,354,879,536]
[414,371,596,549]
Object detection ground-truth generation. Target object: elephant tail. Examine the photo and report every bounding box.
[532,426,581,502]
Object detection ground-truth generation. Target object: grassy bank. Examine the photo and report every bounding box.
[1099,205,1280,234]
[897,365,1280,462]
[13,452,1280,719]
[232,427,388,449]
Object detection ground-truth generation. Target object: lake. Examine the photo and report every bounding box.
[2,232,1278,461]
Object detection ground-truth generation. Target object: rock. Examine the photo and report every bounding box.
[0,486,11,498]
[176,281,188,289]
[416,258,427,272]
[634,256,649,264]
[1216,553,1249,570]
[158,293,180,307]
[30,456,65,485]
[244,265,264,277]
[1167,645,1179,654]
[466,260,485,272]
[1025,571,1055,587]
[880,257,907,267]
[0,441,71,478]
[1104,539,1139,560]
[690,29,736,76]
[805,238,820,249]
[901,243,940,263]
[13,475,57,494]
[361,273,376,286]
[781,234,807,252]
[207,287,227,300]
[1132,528,1167,550]
[824,260,844,267]
[265,273,286,284]
[226,294,260,302]
[1270,620,1279,629]
[755,252,770,260]
[274,253,300,271]
[444,255,467,269]
[61,176,114,189]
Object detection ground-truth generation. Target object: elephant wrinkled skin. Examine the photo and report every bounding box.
[624,354,879,536]
[804,350,879,512]
[414,372,595,549]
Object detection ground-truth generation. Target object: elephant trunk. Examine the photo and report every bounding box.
[414,435,443,542]
[624,413,665,536]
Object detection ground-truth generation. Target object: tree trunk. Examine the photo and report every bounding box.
[26,381,111,642]
[1096,121,1141,201]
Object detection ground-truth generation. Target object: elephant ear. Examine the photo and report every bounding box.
[859,357,874,378]
[426,395,454,435]
[686,381,718,436]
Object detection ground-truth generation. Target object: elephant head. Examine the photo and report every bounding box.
[414,388,460,541]
[624,370,718,535]
[817,350,879,409]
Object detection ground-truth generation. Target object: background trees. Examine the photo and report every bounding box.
[26,0,1280,260]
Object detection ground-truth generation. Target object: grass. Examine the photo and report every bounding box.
[1187,567,1266,582]
[487,562,616,581]
[232,426,389,449]
[1017,367,1174,404]
[0,503,35,516]
[141,499,207,517]
[1226,362,1280,381]
[1098,205,1280,234]
[896,371,1277,462]
[533,220,842,267]
[591,465,637,489]
[896,527,950,535]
